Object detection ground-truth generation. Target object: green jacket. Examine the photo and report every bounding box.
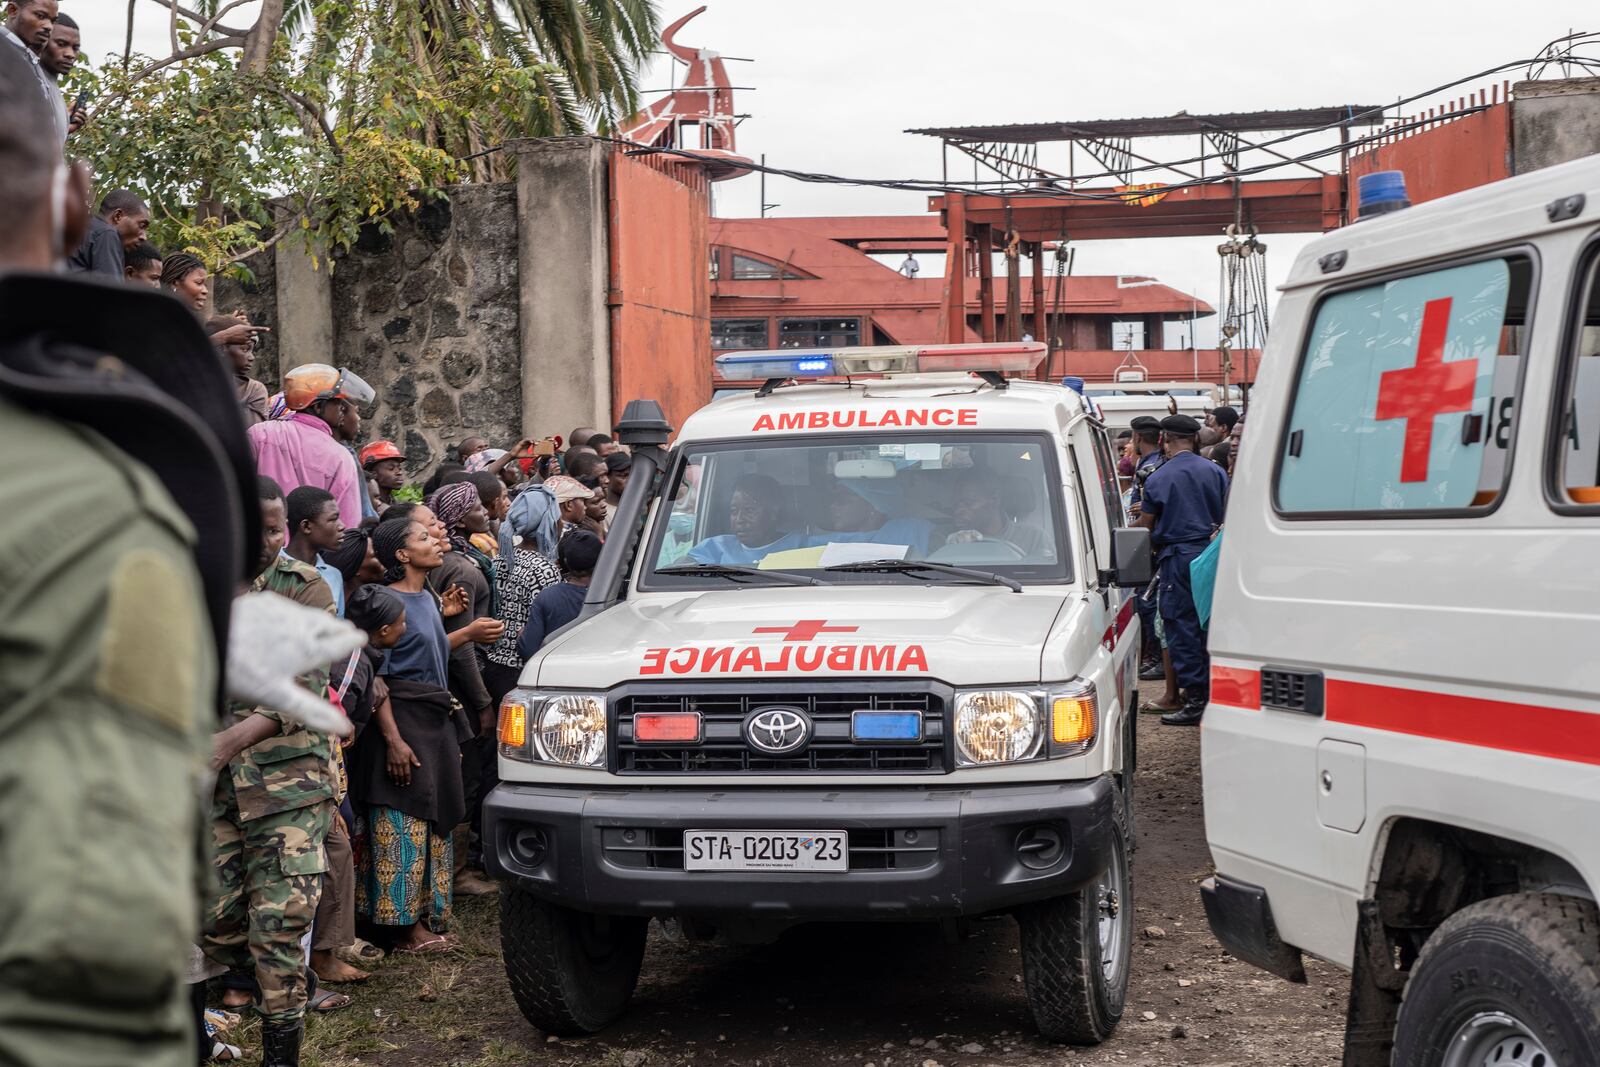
[0,395,214,1048]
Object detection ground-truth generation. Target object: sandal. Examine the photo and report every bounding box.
[1139,699,1183,714]
[308,987,352,1013]
[394,935,454,955]
[208,1039,242,1062]
[345,937,385,962]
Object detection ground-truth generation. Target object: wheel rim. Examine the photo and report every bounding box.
[1441,1011,1558,1067]
[1095,830,1129,989]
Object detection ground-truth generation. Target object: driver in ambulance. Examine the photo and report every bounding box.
[686,474,806,566]
[946,472,1046,557]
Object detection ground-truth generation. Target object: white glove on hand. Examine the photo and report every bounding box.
[225,592,366,736]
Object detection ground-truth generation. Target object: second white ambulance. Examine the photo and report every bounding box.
[1203,156,1600,1067]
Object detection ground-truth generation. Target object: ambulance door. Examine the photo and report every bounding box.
[1069,421,1139,729]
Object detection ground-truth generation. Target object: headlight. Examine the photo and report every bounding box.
[953,690,1042,766]
[951,682,1099,767]
[499,689,607,768]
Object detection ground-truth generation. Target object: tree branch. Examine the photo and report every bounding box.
[129,35,243,81]
[274,86,339,155]
[197,0,253,43]
[140,0,250,40]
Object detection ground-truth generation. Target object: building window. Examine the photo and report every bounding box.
[732,254,802,281]
[779,317,861,348]
[1275,255,1532,516]
[712,318,769,350]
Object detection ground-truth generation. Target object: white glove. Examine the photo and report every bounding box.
[225,592,366,736]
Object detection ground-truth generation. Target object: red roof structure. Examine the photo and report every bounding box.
[711,216,1249,384]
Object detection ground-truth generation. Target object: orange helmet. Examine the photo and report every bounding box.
[359,440,406,467]
[282,364,375,412]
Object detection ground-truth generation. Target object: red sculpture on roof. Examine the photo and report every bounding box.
[620,6,751,181]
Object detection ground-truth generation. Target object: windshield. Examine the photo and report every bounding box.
[642,432,1071,588]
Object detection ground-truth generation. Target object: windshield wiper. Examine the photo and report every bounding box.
[822,558,1022,593]
[657,562,821,587]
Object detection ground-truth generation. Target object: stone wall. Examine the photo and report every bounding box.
[330,184,521,474]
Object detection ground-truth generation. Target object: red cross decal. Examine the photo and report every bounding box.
[1374,297,1479,483]
[752,620,860,642]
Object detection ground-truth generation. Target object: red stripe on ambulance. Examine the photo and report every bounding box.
[1208,667,1600,766]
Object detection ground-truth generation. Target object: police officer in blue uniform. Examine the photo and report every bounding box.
[1126,416,1166,678]
[1135,414,1228,726]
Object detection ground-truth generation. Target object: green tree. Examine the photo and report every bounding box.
[75,0,659,268]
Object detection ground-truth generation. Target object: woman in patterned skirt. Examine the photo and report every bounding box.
[348,518,492,952]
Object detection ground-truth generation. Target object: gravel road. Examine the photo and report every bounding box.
[295,684,1351,1066]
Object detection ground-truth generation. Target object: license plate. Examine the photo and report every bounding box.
[683,830,847,871]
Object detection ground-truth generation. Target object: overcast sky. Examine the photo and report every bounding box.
[86,0,1595,339]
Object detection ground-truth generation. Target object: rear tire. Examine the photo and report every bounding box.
[1392,892,1600,1066]
[499,885,648,1035]
[1015,785,1132,1044]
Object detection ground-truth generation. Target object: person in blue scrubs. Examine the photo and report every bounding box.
[1136,414,1227,726]
[818,476,933,557]
[687,473,807,566]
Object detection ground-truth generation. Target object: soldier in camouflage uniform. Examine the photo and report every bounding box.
[202,516,339,1065]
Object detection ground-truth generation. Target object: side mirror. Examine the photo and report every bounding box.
[1108,527,1153,588]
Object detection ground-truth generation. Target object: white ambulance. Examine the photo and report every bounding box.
[1202,156,1600,1067]
[485,342,1152,1043]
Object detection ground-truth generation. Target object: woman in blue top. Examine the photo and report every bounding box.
[349,518,482,953]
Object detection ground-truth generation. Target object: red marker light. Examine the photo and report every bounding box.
[633,712,702,744]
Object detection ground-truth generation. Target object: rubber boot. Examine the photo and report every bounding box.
[259,1019,304,1067]
[1160,687,1207,727]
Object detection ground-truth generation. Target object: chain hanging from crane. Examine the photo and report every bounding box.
[1216,222,1269,395]
[1047,219,1075,377]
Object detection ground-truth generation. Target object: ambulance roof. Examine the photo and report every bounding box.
[1284,153,1600,292]
[678,375,1092,443]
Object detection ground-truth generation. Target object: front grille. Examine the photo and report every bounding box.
[601,827,940,871]
[614,689,946,774]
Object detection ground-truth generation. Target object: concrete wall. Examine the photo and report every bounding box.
[1513,78,1600,174]
[515,138,613,442]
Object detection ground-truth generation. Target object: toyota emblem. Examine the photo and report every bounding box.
[744,706,812,756]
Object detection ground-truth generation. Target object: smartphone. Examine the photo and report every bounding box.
[72,91,88,112]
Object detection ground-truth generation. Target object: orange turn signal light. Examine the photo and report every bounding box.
[634,712,702,744]
[1051,695,1097,746]
[499,697,529,748]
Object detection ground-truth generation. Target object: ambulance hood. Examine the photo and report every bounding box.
[531,586,1076,689]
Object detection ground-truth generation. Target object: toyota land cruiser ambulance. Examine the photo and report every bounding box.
[485,341,1153,1044]
[1201,157,1600,1067]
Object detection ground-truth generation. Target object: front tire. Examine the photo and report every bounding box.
[499,886,648,1035]
[1393,892,1600,1066]
[1015,785,1132,1044]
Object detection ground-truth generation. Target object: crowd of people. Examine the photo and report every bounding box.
[212,379,622,1062]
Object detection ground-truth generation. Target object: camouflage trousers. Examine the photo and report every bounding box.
[201,777,333,1024]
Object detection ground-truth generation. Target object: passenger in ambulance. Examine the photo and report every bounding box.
[816,477,933,557]
[944,473,1047,558]
[686,473,807,566]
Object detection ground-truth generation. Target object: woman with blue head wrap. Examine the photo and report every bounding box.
[824,476,932,556]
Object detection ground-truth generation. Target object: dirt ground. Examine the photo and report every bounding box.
[237,683,1350,1066]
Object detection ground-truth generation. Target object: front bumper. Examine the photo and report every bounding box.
[484,777,1115,920]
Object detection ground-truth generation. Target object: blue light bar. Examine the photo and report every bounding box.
[851,710,924,743]
[715,350,836,381]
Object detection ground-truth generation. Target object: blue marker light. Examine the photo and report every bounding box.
[851,710,924,743]
[713,350,837,381]
[1357,170,1411,219]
